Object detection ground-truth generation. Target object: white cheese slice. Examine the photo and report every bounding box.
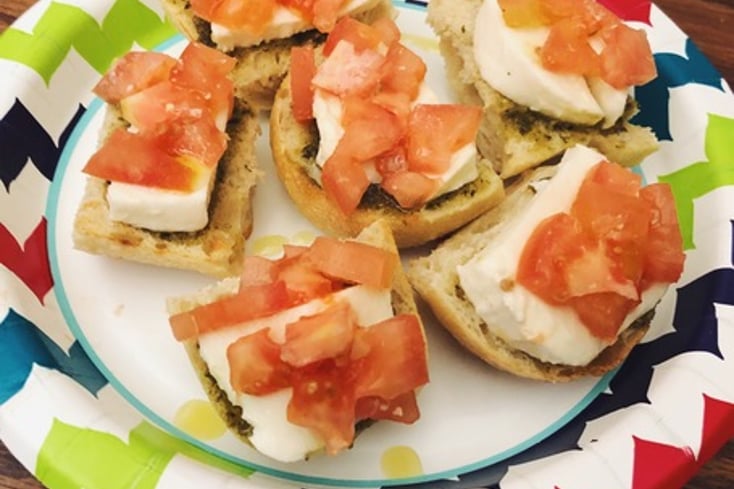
[456,145,669,366]
[473,0,605,125]
[210,0,379,50]
[106,167,214,233]
[197,285,394,462]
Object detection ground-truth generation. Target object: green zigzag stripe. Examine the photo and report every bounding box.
[0,0,177,84]
[36,419,254,489]
[659,113,734,250]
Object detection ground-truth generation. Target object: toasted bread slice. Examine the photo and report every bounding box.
[269,69,506,248]
[407,166,654,382]
[160,0,395,110]
[166,219,424,456]
[73,100,261,278]
[426,0,659,179]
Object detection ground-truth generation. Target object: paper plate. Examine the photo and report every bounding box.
[1,1,734,488]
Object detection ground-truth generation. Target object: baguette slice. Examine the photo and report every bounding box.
[160,0,395,111]
[269,69,506,248]
[407,166,654,382]
[426,0,659,179]
[73,100,261,278]
[166,219,424,457]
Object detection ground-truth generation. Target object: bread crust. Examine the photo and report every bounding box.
[426,0,659,179]
[269,68,506,248]
[407,167,654,382]
[166,219,423,453]
[160,0,395,111]
[72,100,261,278]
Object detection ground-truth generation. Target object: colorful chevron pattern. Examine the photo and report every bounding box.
[1,1,734,488]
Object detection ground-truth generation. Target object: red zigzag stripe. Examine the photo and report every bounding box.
[0,218,53,303]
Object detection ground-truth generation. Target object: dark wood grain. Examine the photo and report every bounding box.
[0,0,732,488]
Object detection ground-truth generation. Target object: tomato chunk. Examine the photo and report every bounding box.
[287,359,357,455]
[323,16,385,56]
[280,301,357,367]
[355,391,420,424]
[380,170,438,210]
[312,0,343,32]
[277,256,336,304]
[406,104,482,174]
[240,256,278,287]
[290,45,317,122]
[540,18,600,77]
[380,43,427,100]
[156,116,228,169]
[352,314,429,401]
[639,184,685,285]
[169,281,291,341]
[600,22,657,89]
[306,235,398,289]
[228,328,292,395]
[82,128,208,192]
[312,40,385,96]
[93,51,177,104]
[321,150,371,216]
[119,80,210,132]
[191,0,277,33]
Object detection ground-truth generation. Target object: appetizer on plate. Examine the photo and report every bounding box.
[167,220,429,461]
[74,42,260,277]
[427,0,660,178]
[408,145,686,382]
[161,0,396,109]
[270,16,505,248]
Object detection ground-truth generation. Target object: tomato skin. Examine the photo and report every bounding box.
[352,314,429,401]
[82,128,206,191]
[277,257,336,304]
[380,171,438,210]
[600,22,658,89]
[228,328,293,395]
[355,391,420,423]
[321,150,371,216]
[305,235,398,289]
[379,43,427,100]
[323,16,385,56]
[280,301,357,367]
[169,281,291,341]
[540,18,600,77]
[406,104,482,174]
[340,97,405,161]
[157,116,228,169]
[290,46,317,122]
[639,183,685,285]
[567,292,637,342]
[312,40,385,96]
[93,52,177,104]
[191,0,277,33]
[240,256,278,287]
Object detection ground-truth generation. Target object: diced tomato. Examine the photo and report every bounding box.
[227,328,292,395]
[517,213,589,304]
[567,292,638,342]
[287,359,357,455]
[321,149,371,215]
[156,116,228,168]
[380,43,427,100]
[352,314,429,401]
[600,22,657,89]
[497,0,550,27]
[540,18,601,77]
[586,160,641,196]
[340,97,404,160]
[119,80,210,132]
[240,256,278,287]
[280,301,357,367]
[277,256,335,304]
[312,40,385,96]
[563,243,639,300]
[380,171,438,209]
[169,281,291,341]
[290,46,317,122]
[355,391,420,423]
[371,17,401,47]
[282,244,309,259]
[324,16,385,56]
[279,0,316,21]
[406,104,482,174]
[639,184,685,285]
[305,235,398,288]
[171,43,235,122]
[82,128,207,192]
[191,0,277,33]
[312,0,344,32]
[93,51,177,104]
[370,91,413,124]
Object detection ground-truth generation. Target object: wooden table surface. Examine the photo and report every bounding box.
[0,0,733,488]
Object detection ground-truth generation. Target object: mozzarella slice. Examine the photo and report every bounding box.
[473,0,605,125]
[197,285,394,462]
[456,145,668,366]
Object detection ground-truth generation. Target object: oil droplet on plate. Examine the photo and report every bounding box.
[174,399,227,441]
[250,235,287,257]
[380,445,423,479]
